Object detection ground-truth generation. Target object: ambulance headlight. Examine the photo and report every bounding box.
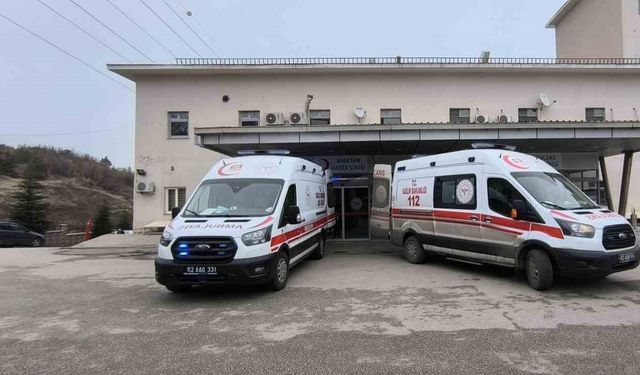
[555,219,595,238]
[242,226,272,246]
[160,231,174,246]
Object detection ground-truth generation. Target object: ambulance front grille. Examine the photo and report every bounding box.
[171,237,237,264]
[602,225,636,250]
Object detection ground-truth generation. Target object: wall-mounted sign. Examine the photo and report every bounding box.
[533,153,563,169]
[310,156,368,174]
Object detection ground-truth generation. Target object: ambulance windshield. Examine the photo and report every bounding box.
[512,172,599,211]
[183,178,284,217]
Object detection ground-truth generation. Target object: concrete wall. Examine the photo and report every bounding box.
[555,0,624,58]
[134,83,222,229]
[133,70,640,228]
[622,0,640,57]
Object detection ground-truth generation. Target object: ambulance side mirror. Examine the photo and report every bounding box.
[171,207,180,219]
[284,206,302,225]
[511,199,527,220]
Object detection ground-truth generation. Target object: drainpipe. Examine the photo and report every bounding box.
[305,95,314,121]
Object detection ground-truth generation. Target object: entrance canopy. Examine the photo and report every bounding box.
[195,122,640,157]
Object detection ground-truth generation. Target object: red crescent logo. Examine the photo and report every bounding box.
[218,163,243,176]
[502,154,529,170]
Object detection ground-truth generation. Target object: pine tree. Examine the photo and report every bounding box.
[92,203,113,238]
[99,156,112,168]
[9,177,50,234]
[25,158,47,179]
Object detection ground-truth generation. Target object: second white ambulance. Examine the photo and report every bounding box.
[155,154,336,292]
[374,146,639,290]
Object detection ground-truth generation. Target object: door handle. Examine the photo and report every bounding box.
[469,215,479,221]
[484,217,492,223]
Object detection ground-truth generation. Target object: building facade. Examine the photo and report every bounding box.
[110,0,640,234]
[548,0,640,58]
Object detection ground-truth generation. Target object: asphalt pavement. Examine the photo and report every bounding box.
[1,244,640,374]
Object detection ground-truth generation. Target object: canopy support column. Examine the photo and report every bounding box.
[599,156,614,211]
[618,151,634,217]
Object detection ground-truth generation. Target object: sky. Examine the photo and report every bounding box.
[0,0,566,168]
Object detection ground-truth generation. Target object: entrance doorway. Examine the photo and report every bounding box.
[331,186,369,240]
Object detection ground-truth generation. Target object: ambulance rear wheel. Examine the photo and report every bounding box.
[309,235,325,260]
[268,251,289,291]
[404,235,426,264]
[526,248,554,291]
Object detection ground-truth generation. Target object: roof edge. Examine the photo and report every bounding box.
[546,0,581,28]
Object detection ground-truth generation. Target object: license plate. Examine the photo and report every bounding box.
[617,253,636,264]
[183,266,217,276]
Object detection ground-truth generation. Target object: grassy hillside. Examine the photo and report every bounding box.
[0,145,133,231]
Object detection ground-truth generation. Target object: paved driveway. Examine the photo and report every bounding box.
[1,245,640,374]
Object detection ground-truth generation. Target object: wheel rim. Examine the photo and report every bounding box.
[276,257,288,284]
[406,240,417,259]
[529,256,539,280]
[319,239,325,256]
[33,239,41,247]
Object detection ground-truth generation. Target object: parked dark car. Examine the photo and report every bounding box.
[0,221,45,247]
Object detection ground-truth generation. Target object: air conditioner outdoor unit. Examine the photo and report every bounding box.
[265,112,285,125]
[289,112,308,125]
[498,115,513,124]
[136,181,156,194]
[475,114,489,124]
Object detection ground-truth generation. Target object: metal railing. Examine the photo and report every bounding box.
[175,57,640,66]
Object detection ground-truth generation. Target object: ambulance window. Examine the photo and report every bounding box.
[280,184,297,228]
[283,184,297,207]
[487,178,542,222]
[434,174,476,210]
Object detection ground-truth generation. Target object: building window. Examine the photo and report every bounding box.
[381,109,402,124]
[239,111,260,126]
[434,174,477,210]
[450,108,471,124]
[310,110,331,125]
[586,108,606,122]
[168,112,189,137]
[518,108,538,123]
[166,187,186,213]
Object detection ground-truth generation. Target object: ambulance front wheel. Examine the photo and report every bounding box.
[404,235,426,264]
[165,284,191,294]
[268,251,289,291]
[526,248,554,291]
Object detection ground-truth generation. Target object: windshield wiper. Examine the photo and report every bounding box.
[183,208,202,217]
[541,201,568,210]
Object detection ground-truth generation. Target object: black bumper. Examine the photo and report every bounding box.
[155,253,276,287]
[552,247,640,277]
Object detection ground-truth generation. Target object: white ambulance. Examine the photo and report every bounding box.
[155,154,336,292]
[375,145,639,290]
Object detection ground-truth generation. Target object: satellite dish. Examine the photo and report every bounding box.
[354,107,366,119]
[539,93,552,108]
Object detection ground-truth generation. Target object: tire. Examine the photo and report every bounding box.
[404,235,426,264]
[309,235,326,260]
[526,248,554,291]
[32,238,42,248]
[268,251,289,291]
[165,284,191,294]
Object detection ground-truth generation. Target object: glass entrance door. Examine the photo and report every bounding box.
[331,186,369,240]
